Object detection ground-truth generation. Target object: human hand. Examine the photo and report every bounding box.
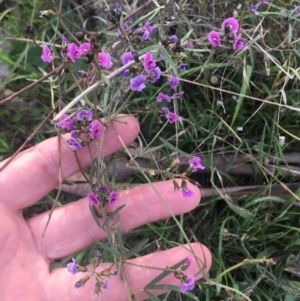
[0,115,211,301]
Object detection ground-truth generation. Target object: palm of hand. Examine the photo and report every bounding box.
[0,116,211,301]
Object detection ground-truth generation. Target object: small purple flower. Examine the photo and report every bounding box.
[187,42,194,49]
[106,13,112,21]
[143,52,156,73]
[41,45,53,63]
[232,34,244,50]
[87,192,100,205]
[180,275,195,292]
[102,280,108,289]
[143,21,153,34]
[67,258,77,275]
[178,63,188,72]
[115,2,120,10]
[181,188,194,198]
[117,23,132,38]
[98,52,113,69]
[88,121,102,140]
[186,258,192,266]
[141,30,150,42]
[168,76,179,89]
[67,43,81,63]
[98,184,111,195]
[189,156,205,172]
[78,42,91,55]
[221,17,239,33]
[67,135,83,151]
[168,112,178,123]
[249,4,259,12]
[169,35,178,43]
[109,191,118,206]
[172,91,184,99]
[149,67,161,83]
[157,92,172,102]
[76,109,93,121]
[162,107,178,123]
[130,75,147,92]
[56,114,74,131]
[296,7,300,14]
[208,31,221,47]
[121,52,134,65]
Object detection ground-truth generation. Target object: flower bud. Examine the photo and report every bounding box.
[74,275,91,289]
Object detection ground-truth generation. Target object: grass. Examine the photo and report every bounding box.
[1,0,300,300]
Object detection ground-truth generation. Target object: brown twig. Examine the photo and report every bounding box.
[0,63,66,105]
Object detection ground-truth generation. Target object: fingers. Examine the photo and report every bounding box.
[27,180,201,260]
[0,115,139,211]
[47,243,212,301]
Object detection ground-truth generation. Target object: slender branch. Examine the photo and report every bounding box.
[0,63,66,105]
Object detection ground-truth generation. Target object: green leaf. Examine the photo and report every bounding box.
[89,204,102,228]
[224,198,254,220]
[145,258,187,289]
[102,204,126,228]
[123,239,149,259]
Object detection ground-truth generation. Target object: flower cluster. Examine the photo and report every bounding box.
[117,21,154,42]
[41,37,112,69]
[67,253,117,294]
[87,184,118,207]
[173,258,195,293]
[56,109,101,151]
[208,17,244,51]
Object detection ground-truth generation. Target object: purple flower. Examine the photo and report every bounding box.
[296,7,300,14]
[76,109,93,121]
[172,91,184,99]
[67,258,77,275]
[187,42,194,49]
[186,258,192,266]
[157,92,172,102]
[88,121,102,140]
[117,23,132,38]
[98,52,113,69]
[168,76,179,89]
[121,52,134,65]
[41,45,53,63]
[78,43,91,55]
[181,188,194,198]
[102,280,108,289]
[141,30,150,42]
[208,31,221,47]
[109,191,118,206]
[56,114,74,131]
[143,52,156,73]
[67,135,83,151]
[98,184,111,195]
[130,75,147,92]
[115,2,120,9]
[221,17,239,33]
[250,4,259,12]
[67,43,81,63]
[106,13,112,21]
[232,34,244,50]
[162,107,178,123]
[178,63,188,72]
[149,67,161,83]
[168,112,178,123]
[169,35,178,43]
[189,156,205,172]
[87,192,100,205]
[180,275,195,292]
[143,21,153,34]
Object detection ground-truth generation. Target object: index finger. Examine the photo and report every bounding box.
[0,115,139,211]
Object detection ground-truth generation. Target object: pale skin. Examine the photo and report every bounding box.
[0,115,212,301]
